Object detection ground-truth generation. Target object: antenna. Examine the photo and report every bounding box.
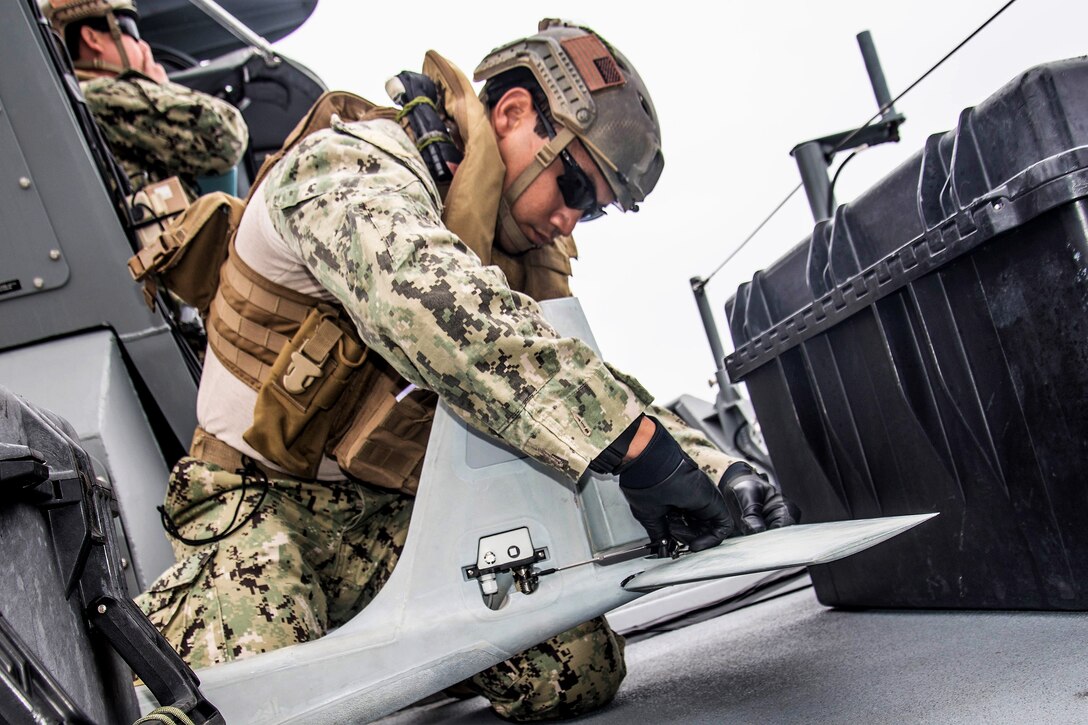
[858,30,897,119]
[791,31,904,222]
[185,0,280,66]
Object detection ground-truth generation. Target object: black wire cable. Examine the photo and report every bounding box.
[158,457,271,546]
[826,150,859,217]
[704,182,803,281]
[703,0,1021,285]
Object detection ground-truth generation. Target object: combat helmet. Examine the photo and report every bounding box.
[475,19,664,220]
[44,0,140,74]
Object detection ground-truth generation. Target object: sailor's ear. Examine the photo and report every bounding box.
[79,24,109,57]
[490,87,535,140]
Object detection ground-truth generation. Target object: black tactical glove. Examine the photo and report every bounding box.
[663,461,800,545]
[718,461,799,535]
[597,416,734,552]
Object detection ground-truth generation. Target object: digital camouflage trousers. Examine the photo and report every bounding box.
[136,458,626,721]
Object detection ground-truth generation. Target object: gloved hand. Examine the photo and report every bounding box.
[659,462,800,547]
[718,461,799,535]
[612,418,733,553]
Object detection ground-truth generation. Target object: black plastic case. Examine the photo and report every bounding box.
[726,58,1088,610]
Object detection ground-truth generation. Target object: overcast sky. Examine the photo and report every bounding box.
[273,0,1087,406]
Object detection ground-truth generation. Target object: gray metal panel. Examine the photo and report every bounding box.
[0,332,176,590]
[670,393,733,452]
[462,299,645,551]
[577,469,645,553]
[537,299,646,552]
[0,97,69,299]
[0,0,197,450]
[464,420,525,468]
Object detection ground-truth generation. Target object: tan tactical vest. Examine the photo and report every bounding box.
[138,54,578,492]
[207,92,437,490]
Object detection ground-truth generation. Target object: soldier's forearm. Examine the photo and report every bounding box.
[623,415,656,461]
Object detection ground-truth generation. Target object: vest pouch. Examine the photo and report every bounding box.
[127,191,246,315]
[128,177,190,257]
[330,363,437,495]
[244,307,367,478]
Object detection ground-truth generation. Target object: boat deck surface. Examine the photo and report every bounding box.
[380,584,1088,724]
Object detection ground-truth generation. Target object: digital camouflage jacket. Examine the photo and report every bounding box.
[80,71,248,197]
[262,116,653,479]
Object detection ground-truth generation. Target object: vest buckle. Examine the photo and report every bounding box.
[283,350,324,394]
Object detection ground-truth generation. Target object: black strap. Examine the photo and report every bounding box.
[587,414,646,475]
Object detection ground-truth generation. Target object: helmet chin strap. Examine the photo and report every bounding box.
[495,126,576,255]
[105,11,134,70]
[73,11,133,76]
[73,57,128,75]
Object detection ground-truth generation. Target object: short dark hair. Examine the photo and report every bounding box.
[63,12,136,61]
[481,67,552,138]
[64,17,111,60]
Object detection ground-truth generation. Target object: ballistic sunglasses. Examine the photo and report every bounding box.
[534,103,607,222]
[84,13,140,42]
[115,14,140,41]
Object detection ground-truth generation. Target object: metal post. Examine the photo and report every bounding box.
[689,277,769,469]
[793,141,833,223]
[185,0,279,65]
[857,31,896,118]
[690,277,739,406]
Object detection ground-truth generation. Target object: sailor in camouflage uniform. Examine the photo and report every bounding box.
[136,20,795,721]
[46,0,248,198]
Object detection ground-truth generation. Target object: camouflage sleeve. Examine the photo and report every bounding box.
[264,121,652,480]
[603,362,741,481]
[651,404,742,482]
[81,74,249,181]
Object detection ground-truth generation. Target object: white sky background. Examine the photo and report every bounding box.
[273,0,1087,405]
